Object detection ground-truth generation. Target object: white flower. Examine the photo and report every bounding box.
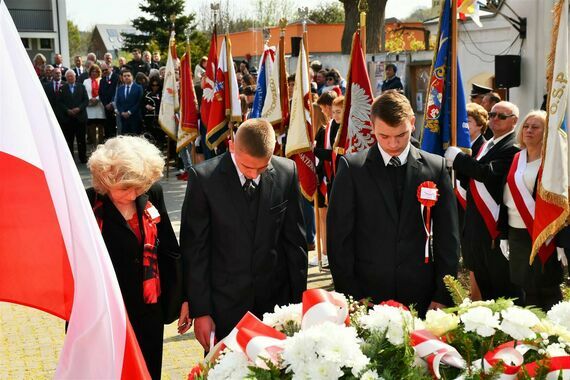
[499,307,540,340]
[281,321,369,379]
[534,320,570,344]
[359,304,416,345]
[460,306,500,337]
[208,350,250,380]
[546,343,568,357]
[547,301,570,330]
[360,369,381,380]
[262,303,303,332]
[425,309,460,336]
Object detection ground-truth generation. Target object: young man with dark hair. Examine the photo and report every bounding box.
[327,90,459,316]
[381,63,404,93]
[181,118,307,351]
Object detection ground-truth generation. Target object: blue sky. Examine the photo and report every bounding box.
[67,0,432,30]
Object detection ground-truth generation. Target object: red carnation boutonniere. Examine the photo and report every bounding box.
[417,181,439,264]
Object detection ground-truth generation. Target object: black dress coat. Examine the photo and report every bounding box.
[180,152,308,340]
[57,82,89,124]
[87,183,180,380]
[453,132,522,301]
[327,144,460,316]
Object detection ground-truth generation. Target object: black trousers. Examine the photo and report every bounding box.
[465,233,524,303]
[103,108,117,139]
[508,227,563,311]
[130,311,164,380]
[61,118,86,162]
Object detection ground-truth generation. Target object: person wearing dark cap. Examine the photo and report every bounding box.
[470,83,492,104]
[381,63,404,93]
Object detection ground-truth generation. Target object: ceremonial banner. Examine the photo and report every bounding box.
[532,0,570,263]
[158,31,179,141]
[421,0,471,156]
[251,47,274,119]
[334,31,375,155]
[458,0,483,27]
[206,35,241,149]
[201,28,218,128]
[262,47,285,129]
[278,37,290,135]
[285,41,317,200]
[178,41,199,152]
[0,3,149,377]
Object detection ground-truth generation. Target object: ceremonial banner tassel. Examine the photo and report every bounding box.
[0,3,149,377]
[285,40,317,200]
[421,0,471,156]
[532,0,570,264]
[334,31,375,156]
[159,31,179,141]
[177,39,199,152]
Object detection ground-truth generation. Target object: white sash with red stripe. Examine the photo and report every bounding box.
[469,140,500,239]
[455,179,467,210]
[506,150,556,263]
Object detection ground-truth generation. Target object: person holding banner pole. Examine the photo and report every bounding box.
[499,110,567,310]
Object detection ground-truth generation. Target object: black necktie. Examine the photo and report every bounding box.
[388,156,401,167]
[243,179,257,199]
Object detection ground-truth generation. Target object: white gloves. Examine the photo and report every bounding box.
[499,239,510,260]
[444,146,462,168]
[557,247,568,267]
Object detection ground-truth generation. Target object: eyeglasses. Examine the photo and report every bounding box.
[488,112,515,120]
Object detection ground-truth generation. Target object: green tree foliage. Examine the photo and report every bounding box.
[122,0,208,65]
[308,2,345,24]
[67,20,81,58]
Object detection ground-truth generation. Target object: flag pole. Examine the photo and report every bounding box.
[450,0,458,147]
[359,0,367,57]
[301,9,323,272]
[166,15,177,178]
[278,18,289,152]
[185,28,198,165]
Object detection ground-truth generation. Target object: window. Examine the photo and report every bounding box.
[39,38,52,50]
[21,38,31,50]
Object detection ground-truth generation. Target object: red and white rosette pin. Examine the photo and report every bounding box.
[417,181,439,263]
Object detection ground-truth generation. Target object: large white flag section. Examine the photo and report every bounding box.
[532,0,570,263]
[0,2,150,378]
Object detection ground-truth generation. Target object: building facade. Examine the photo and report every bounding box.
[5,0,69,66]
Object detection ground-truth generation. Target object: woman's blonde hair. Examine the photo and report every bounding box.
[466,102,488,133]
[87,136,165,195]
[516,110,547,149]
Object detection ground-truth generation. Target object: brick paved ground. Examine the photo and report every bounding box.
[0,162,332,379]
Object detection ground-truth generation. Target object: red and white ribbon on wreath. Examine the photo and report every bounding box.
[411,330,538,379]
[524,355,570,379]
[417,181,439,264]
[301,289,350,329]
[222,312,287,367]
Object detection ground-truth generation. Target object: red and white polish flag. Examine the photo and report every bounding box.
[0,3,149,378]
[301,289,350,329]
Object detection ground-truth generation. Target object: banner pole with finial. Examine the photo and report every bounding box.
[359,0,368,57]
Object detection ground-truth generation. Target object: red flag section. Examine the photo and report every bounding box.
[0,152,74,319]
[178,42,199,151]
[334,32,375,155]
[201,27,218,128]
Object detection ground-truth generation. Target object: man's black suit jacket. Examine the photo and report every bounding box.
[327,144,459,315]
[180,152,308,339]
[453,132,519,244]
[57,83,89,124]
[99,72,120,106]
[43,81,63,120]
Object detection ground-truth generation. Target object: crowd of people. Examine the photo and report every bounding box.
[33,49,568,379]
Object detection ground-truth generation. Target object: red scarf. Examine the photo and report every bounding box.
[91,78,100,98]
[93,198,161,304]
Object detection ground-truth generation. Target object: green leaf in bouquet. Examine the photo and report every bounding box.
[443,275,469,306]
[281,320,300,337]
[247,358,291,380]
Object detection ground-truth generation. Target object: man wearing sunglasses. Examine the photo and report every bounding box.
[444,101,523,303]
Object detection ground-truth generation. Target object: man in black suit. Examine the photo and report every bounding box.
[57,69,89,162]
[327,91,459,316]
[181,119,307,350]
[72,55,84,78]
[127,48,150,77]
[99,63,120,139]
[445,101,523,302]
[52,53,68,79]
[43,67,64,122]
[381,63,404,93]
